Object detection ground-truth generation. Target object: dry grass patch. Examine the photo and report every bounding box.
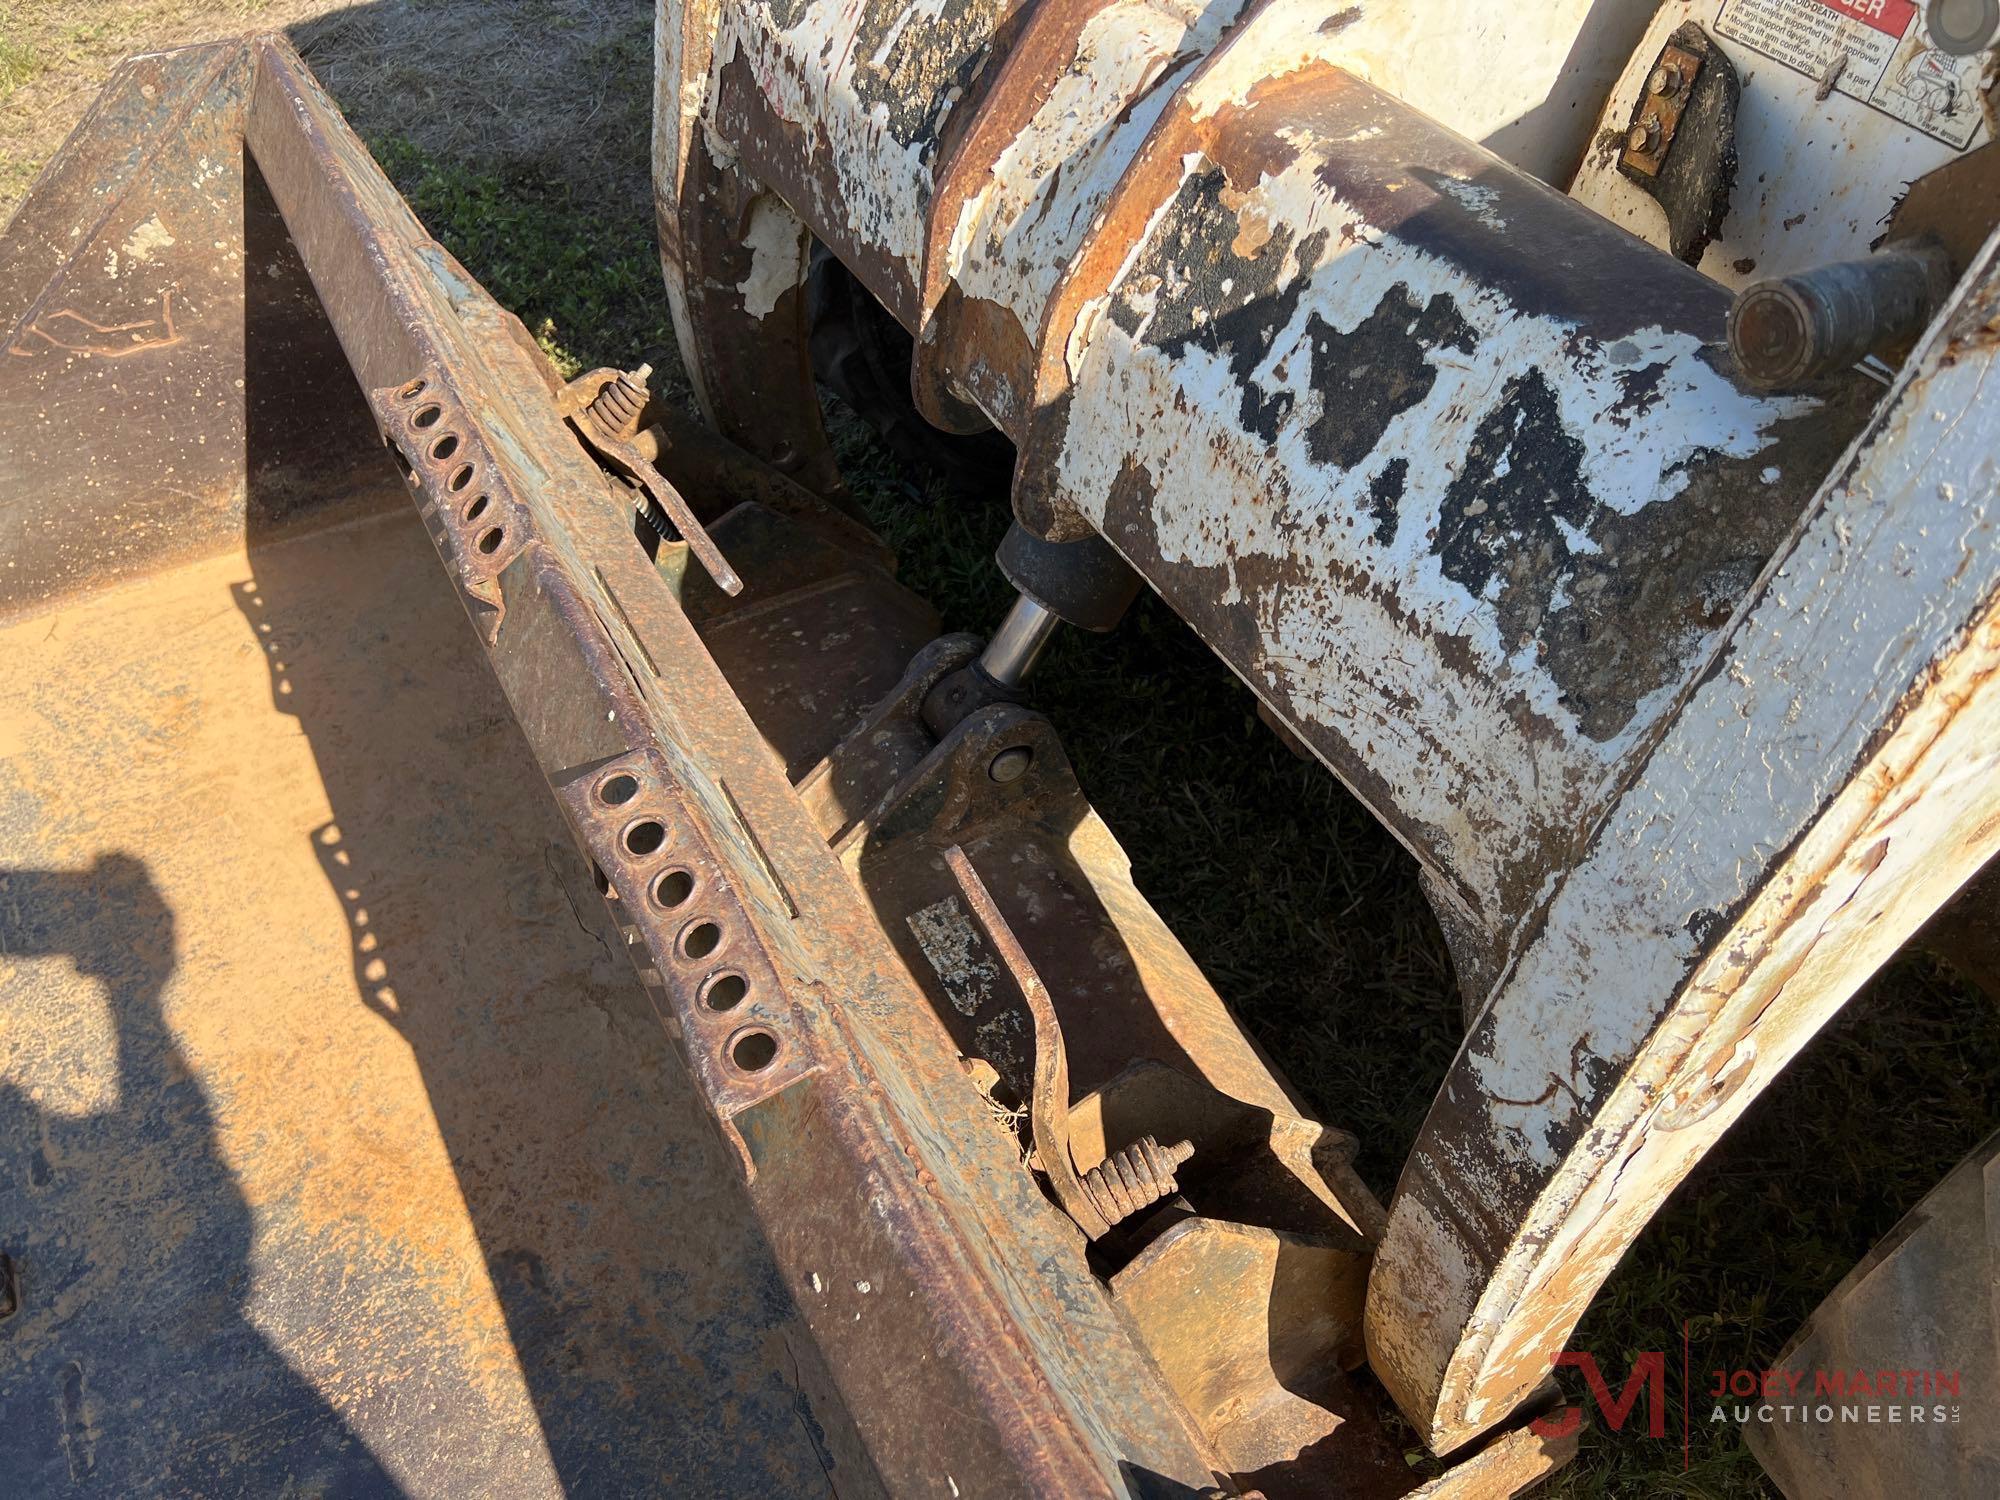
[0,0,651,222]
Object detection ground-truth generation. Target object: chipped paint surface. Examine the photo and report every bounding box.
[1370,249,2000,1450]
[908,894,998,1016]
[944,0,1247,347]
[717,0,1020,319]
[1176,0,1358,120]
[736,191,809,317]
[1045,63,1846,941]
[11,35,1239,1490]
[120,213,176,264]
[690,0,1866,955]
[668,0,2000,1463]
[676,0,1872,980]
[655,0,845,488]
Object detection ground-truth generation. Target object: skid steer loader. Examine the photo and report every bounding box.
[4,1,2000,1494]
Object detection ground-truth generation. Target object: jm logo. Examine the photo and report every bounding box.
[1530,1352,1668,1439]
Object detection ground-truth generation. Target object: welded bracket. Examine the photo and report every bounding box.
[944,844,1113,1238]
[552,751,819,1119]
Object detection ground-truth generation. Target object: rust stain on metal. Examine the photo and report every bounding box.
[239,33,1222,1490]
[0,513,858,1491]
[36,4,1999,1488]
[1370,244,2000,1451]
[1617,39,1704,178]
[943,841,1113,1238]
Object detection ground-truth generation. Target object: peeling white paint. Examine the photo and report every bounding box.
[1050,134,1812,928]
[1370,246,2000,1448]
[121,215,175,265]
[735,194,806,317]
[946,0,1246,341]
[723,0,979,305]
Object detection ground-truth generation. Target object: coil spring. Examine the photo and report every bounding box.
[582,365,676,541]
[1081,1135,1194,1228]
[586,365,651,440]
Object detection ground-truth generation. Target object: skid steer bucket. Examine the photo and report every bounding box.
[1,44,386,600]
[2,35,1580,1497]
[0,40,870,1497]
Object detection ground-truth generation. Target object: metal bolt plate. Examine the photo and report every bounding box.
[1621,42,1705,180]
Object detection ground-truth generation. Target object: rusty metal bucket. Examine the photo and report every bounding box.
[4,36,1568,1497]
[0,38,879,1496]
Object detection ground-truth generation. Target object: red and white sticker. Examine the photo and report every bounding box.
[1717,0,1988,148]
[1811,0,1918,37]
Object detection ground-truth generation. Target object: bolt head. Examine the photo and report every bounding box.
[988,747,1033,784]
[1627,119,1661,154]
[1648,64,1681,97]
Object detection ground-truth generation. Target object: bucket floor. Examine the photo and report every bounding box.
[0,506,852,1496]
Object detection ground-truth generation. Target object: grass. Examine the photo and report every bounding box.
[0,0,649,225]
[0,32,42,103]
[404,138,1998,1494]
[6,6,1997,1493]
[367,137,673,382]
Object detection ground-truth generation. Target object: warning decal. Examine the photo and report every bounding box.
[1813,0,1917,38]
[1717,0,1989,148]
